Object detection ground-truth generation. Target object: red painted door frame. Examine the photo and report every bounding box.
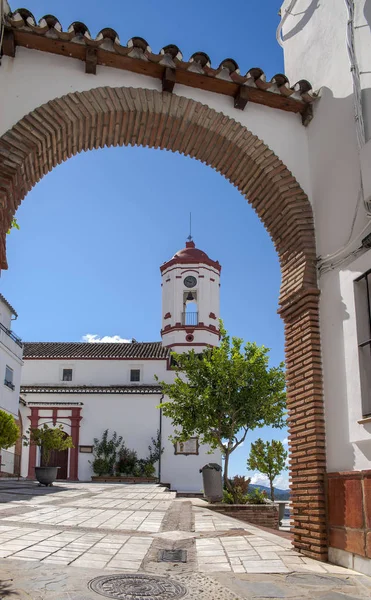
[27,406,82,480]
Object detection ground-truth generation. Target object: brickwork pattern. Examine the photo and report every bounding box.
[207,504,279,530]
[0,87,326,558]
[328,470,371,559]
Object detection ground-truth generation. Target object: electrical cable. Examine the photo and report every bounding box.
[318,0,370,274]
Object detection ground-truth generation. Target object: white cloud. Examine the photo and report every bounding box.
[82,334,132,344]
[273,473,289,489]
[249,472,289,490]
[282,437,289,445]
[250,473,269,486]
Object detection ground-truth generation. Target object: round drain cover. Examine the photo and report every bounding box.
[88,574,188,600]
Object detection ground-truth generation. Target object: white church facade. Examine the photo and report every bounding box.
[19,241,222,491]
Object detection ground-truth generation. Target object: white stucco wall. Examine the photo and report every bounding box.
[0,298,23,417]
[0,47,311,198]
[281,0,371,473]
[22,357,166,387]
[20,357,221,490]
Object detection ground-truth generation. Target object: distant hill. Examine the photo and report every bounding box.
[249,484,290,501]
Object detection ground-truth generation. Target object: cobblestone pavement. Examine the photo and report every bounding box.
[0,480,368,599]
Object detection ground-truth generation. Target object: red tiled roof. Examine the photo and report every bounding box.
[4,9,317,116]
[160,240,221,273]
[0,293,18,317]
[24,342,170,360]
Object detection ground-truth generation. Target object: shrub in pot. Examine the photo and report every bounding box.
[116,447,138,476]
[23,424,74,486]
[91,457,111,476]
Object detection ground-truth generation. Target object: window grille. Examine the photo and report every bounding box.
[130,369,140,382]
[62,369,73,382]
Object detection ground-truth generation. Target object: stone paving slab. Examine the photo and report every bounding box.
[0,558,369,599]
[0,525,152,570]
[0,479,369,594]
[3,505,166,531]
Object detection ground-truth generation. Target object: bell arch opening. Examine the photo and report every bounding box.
[0,86,326,560]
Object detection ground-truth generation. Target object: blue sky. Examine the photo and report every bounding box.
[2,0,289,488]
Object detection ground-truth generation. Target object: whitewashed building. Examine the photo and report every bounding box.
[19,241,222,491]
[0,293,23,474]
[2,0,371,569]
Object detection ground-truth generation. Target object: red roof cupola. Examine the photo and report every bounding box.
[160,240,221,273]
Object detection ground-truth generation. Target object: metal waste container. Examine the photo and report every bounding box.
[199,463,223,503]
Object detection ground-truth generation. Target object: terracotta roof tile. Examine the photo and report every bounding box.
[21,385,163,394]
[24,342,170,360]
[5,9,317,108]
[0,293,18,317]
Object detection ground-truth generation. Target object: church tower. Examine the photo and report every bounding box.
[160,239,221,352]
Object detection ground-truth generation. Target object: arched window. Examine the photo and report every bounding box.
[183,292,198,326]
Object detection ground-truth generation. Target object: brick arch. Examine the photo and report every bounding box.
[0,87,326,559]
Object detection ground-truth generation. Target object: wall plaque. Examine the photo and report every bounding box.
[174,438,199,456]
[79,445,93,453]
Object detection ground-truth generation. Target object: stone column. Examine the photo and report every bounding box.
[68,407,82,481]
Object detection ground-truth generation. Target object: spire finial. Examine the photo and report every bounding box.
[187,212,193,242]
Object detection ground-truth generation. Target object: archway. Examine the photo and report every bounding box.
[0,87,325,560]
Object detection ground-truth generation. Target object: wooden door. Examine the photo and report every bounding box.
[41,445,69,480]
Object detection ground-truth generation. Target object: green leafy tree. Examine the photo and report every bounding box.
[247,438,288,501]
[0,410,19,449]
[23,424,74,466]
[157,322,286,495]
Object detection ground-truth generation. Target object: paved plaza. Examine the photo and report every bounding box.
[0,481,368,599]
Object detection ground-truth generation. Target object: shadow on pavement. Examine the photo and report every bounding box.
[0,578,17,597]
[0,480,74,503]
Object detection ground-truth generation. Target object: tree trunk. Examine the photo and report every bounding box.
[223,452,233,494]
[269,478,275,502]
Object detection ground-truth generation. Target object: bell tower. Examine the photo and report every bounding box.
[160,239,221,352]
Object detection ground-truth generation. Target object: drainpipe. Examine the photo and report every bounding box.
[158,394,164,484]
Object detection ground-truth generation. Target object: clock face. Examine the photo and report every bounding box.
[184,276,197,288]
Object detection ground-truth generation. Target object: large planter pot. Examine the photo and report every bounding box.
[35,466,59,486]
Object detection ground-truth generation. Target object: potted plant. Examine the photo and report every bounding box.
[23,424,74,486]
[90,430,124,478]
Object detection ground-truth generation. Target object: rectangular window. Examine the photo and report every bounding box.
[62,368,73,382]
[355,269,371,416]
[4,366,14,390]
[130,369,140,382]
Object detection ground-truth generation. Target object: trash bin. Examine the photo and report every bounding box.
[199,463,223,503]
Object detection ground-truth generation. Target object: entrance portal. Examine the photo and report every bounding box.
[0,86,326,560]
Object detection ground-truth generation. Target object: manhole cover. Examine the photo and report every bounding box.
[158,549,187,563]
[88,574,188,599]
